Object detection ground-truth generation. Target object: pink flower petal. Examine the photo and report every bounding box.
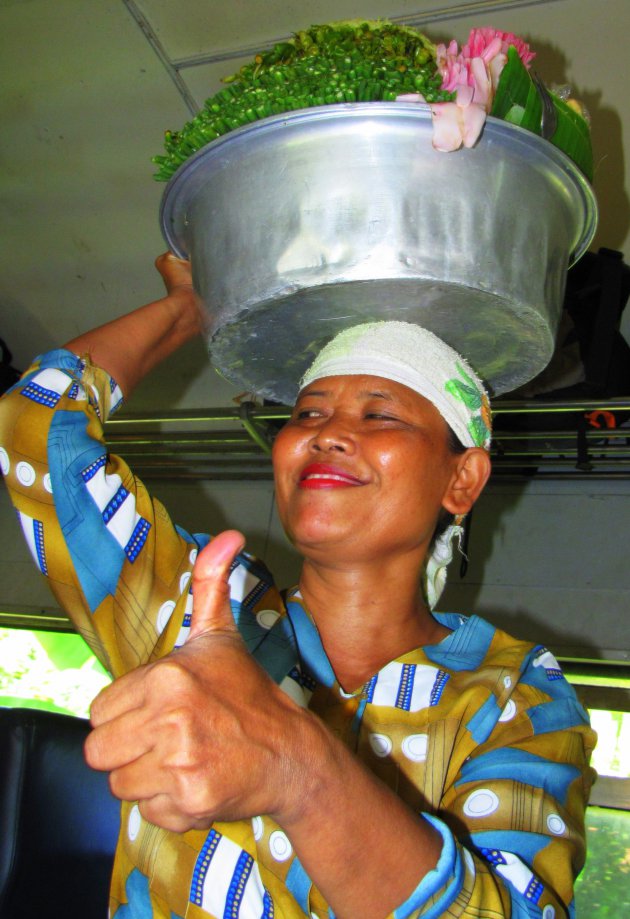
[395,92,427,103]
[488,53,507,92]
[456,84,474,107]
[479,36,504,64]
[469,57,492,109]
[430,103,465,152]
[461,102,488,147]
[432,26,535,154]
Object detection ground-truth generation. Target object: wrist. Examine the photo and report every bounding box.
[270,706,346,830]
[163,287,203,341]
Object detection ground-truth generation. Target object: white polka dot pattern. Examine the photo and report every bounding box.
[369,733,392,758]
[269,830,292,862]
[401,733,428,763]
[128,805,141,842]
[463,789,499,818]
[16,461,36,486]
[499,699,517,722]
[547,814,566,836]
[157,600,176,635]
[256,609,280,629]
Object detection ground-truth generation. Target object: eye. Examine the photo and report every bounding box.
[364,412,398,421]
[291,406,325,422]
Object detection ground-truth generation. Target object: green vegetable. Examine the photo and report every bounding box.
[491,46,593,181]
[152,20,451,181]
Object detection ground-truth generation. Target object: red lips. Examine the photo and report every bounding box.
[298,463,366,489]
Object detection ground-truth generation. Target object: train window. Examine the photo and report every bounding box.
[1,625,629,911]
[569,662,630,912]
[0,626,111,717]
[589,709,630,779]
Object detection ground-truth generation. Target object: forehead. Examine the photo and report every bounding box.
[297,373,445,417]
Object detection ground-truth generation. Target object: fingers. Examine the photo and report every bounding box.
[138,794,203,834]
[189,530,246,639]
[85,705,154,771]
[155,251,194,293]
[89,665,149,726]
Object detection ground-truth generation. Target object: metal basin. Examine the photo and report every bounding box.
[160,103,597,402]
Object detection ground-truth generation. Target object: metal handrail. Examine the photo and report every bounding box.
[105,398,630,481]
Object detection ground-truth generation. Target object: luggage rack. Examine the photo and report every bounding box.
[105,398,630,481]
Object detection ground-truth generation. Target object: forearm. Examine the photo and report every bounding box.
[64,253,201,398]
[275,713,443,919]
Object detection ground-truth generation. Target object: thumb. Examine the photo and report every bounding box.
[189,530,246,639]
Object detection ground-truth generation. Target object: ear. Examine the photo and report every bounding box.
[441,448,491,517]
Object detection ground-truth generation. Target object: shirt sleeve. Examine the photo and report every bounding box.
[0,349,284,679]
[392,647,596,918]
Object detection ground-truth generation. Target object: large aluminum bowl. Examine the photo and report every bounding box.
[160,103,597,401]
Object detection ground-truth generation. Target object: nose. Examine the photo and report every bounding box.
[309,416,356,454]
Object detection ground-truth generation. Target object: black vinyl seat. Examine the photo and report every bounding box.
[0,707,120,919]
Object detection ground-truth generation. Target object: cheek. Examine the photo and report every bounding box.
[374,446,423,492]
[272,429,305,517]
[272,428,304,477]
[375,446,450,516]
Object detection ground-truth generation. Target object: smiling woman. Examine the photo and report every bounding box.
[0,254,596,919]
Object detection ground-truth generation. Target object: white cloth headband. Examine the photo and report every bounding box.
[300,321,492,451]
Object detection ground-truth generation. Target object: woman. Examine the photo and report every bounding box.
[0,254,595,918]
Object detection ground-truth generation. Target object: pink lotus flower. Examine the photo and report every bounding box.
[398,28,535,152]
[461,28,535,68]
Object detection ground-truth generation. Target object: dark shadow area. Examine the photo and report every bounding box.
[1,296,58,375]
[511,36,629,250]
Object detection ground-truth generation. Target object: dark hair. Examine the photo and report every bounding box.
[446,425,467,457]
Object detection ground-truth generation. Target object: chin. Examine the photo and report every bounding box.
[283,517,354,555]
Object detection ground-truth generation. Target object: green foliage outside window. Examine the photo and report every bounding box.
[575,807,630,915]
[0,626,111,717]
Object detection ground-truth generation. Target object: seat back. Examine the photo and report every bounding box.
[0,706,120,919]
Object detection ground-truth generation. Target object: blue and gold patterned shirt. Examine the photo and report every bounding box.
[0,350,596,918]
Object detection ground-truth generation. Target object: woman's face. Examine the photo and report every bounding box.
[272,374,467,566]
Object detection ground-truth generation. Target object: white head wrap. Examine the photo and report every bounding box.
[300,321,492,607]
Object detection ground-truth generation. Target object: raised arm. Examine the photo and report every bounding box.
[0,255,282,679]
[64,252,201,398]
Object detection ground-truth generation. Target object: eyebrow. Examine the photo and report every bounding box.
[299,388,396,401]
[360,389,394,401]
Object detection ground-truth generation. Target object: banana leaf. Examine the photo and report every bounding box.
[491,46,593,181]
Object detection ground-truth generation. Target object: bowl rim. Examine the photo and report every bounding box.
[159,101,598,266]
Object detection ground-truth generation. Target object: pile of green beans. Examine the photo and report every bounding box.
[152,20,452,181]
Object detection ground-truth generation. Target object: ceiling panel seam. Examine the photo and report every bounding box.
[170,0,562,70]
[122,0,199,113]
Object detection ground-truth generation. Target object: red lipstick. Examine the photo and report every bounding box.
[298,463,365,489]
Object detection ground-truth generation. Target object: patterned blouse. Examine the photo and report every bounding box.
[0,349,596,918]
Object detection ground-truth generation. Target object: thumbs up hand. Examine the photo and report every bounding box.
[187,529,245,639]
[85,531,315,833]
